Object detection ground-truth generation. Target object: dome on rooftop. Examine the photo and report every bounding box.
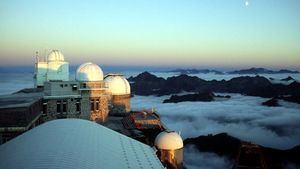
[154,131,183,150]
[104,74,130,95]
[76,62,103,81]
[48,50,64,62]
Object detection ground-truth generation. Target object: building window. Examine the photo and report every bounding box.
[76,100,80,112]
[57,101,61,112]
[63,100,67,113]
[90,99,94,111]
[83,83,87,88]
[96,99,99,111]
[43,102,47,114]
[72,84,78,91]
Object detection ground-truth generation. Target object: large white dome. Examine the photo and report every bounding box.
[104,74,130,95]
[154,131,183,150]
[48,50,64,62]
[76,62,103,81]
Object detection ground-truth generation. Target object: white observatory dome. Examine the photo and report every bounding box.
[104,74,130,95]
[48,50,64,62]
[154,131,183,150]
[76,62,104,81]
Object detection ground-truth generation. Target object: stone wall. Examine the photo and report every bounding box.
[42,81,110,123]
[112,94,130,113]
[80,82,110,122]
[43,98,81,121]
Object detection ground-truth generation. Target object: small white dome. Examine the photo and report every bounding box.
[104,74,130,95]
[154,131,183,150]
[76,62,103,81]
[48,50,64,62]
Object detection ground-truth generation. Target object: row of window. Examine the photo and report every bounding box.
[42,99,81,114]
[42,99,103,114]
[59,83,78,91]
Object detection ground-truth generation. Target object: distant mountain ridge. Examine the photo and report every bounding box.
[166,67,299,75]
[128,72,300,104]
[168,68,224,75]
[228,67,299,74]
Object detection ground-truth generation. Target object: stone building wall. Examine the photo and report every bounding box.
[90,95,109,122]
[43,98,81,121]
[111,94,130,113]
[80,82,109,122]
[42,81,110,123]
[79,92,90,120]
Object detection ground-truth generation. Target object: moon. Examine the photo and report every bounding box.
[245,1,249,6]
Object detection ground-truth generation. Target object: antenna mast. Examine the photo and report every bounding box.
[44,49,47,62]
[35,51,39,63]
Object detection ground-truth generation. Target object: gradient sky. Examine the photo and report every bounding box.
[0,0,300,69]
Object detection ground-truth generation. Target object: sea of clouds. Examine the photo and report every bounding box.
[184,145,232,169]
[131,93,300,169]
[131,93,300,149]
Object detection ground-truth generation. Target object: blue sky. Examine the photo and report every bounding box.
[0,0,299,69]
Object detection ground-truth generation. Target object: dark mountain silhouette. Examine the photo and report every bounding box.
[184,133,300,168]
[129,72,300,104]
[167,68,224,75]
[163,92,230,103]
[280,76,295,81]
[164,67,299,75]
[228,67,299,74]
[262,98,280,107]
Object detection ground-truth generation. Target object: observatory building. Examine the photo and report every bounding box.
[0,50,184,169]
[40,50,130,123]
[34,50,69,88]
[104,74,131,112]
[155,131,184,169]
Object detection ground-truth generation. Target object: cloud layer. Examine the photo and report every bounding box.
[131,93,300,149]
[184,145,232,169]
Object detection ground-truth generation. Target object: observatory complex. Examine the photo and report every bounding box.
[0,50,184,169]
[34,50,130,122]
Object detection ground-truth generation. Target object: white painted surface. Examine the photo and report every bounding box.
[155,131,183,150]
[47,62,69,81]
[48,50,65,62]
[76,62,104,81]
[0,119,163,169]
[104,74,130,95]
[35,50,69,87]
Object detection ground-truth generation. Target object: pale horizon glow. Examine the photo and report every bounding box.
[0,0,300,69]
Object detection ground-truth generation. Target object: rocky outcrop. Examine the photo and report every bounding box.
[184,133,300,166]
[185,133,241,158]
[280,76,295,81]
[162,92,231,103]
[262,98,280,107]
[276,95,300,104]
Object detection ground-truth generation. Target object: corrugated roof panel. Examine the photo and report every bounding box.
[0,119,164,169]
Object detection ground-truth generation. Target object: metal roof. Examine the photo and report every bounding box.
[0,90,43,109]
[0,90,43,128]
[0,119,164,169]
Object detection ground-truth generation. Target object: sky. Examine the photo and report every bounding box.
[0,0,300,69]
